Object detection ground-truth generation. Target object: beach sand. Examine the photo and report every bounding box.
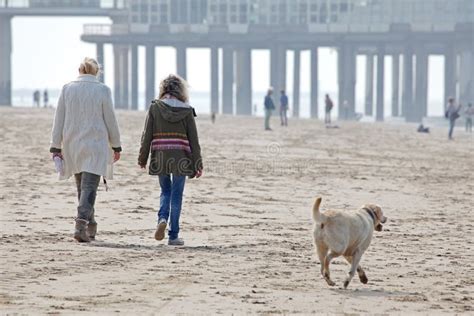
[0,107,473,314]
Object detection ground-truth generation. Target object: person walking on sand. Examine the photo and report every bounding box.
[33,90,40,107]
[325,94,334,124]
[50,57,122,242]
[138,74,203,246]
[280,90,289,127]
[264,88,275,131]
[465,103,473,133]
[445,97,462,140]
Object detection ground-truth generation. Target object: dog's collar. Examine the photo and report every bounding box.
[363,208,376,224]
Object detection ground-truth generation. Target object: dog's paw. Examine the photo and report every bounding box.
[359,274,368,284]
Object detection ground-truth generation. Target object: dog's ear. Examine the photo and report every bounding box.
[374,205,387,223]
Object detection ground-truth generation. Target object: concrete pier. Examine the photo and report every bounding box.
[444,45,456,106]
[145,45,155,108]
[459,51,473,105]
[130,44,138,110]
[176,46,187,80]
[96,43,104,83]
[392,54,400,116]
[310,47,319,118]
[0,16,11,106]
[235,48,252,115]
[414,49,428,122]
[120,46,129,109]
[222,46,234,114]
[402,48,414,121]
[365,54,374,116]
[339,44,356,119]
[375,47,385,121]
[292,49,301,118]
[210,46,219,114]
[270,46,286,92]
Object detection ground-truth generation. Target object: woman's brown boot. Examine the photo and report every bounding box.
[74,219,90,242]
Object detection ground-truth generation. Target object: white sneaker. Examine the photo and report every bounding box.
[154,219,167,241]
[168,238,184,246]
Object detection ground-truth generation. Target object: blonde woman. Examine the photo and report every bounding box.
[138,74,203,246]
[50,57,122,242]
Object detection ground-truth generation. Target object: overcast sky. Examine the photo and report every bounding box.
[11,17,445,115]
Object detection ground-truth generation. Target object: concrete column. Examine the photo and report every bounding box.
[222,46,234,114]
[210,46,219,114]
[402,48,414,120]
[270,45,286,92]
[365,54,374,116]
[338,46,345,119]
[96,43,105,83]
[459,51,473,105]
[130,44,139,110]
[444,45,456,106]
[413,49,428,122]
[235,48,252,115]
[176,46,187,80]
[339,44,356,120]
[392,54,400,117]
[310,47,319,118]
[293,49,301,118]
[121,46,129,109]
[0,16,12,106]
[375,47,385,121]
[113,45,121,108]
[145,45,156,108]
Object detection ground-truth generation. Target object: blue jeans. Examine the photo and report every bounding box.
[158,174,186,240]
[74,172,100,221]
[448,119,456,139]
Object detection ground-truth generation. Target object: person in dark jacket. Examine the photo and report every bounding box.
[280,90,289,127]
[138,74,203,246]
[264,88,275,130]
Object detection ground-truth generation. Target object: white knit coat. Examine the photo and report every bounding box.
[50,74,121,180]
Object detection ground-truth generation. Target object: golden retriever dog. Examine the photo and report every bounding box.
[312,197,387,288]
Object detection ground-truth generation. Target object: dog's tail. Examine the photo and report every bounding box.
[312,197,324,222]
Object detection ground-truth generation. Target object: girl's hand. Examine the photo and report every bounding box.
[195,169,203,178]
[113,152,121,163]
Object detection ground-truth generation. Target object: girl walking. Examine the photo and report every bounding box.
[50,57,122,242]
[138,74,203,246]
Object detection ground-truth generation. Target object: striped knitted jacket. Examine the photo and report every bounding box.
[138,99,202,177]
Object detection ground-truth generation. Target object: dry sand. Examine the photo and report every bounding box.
[0,107,473,314]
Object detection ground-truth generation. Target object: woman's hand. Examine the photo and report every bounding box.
[195,169,203,178]
[113,152,121,163]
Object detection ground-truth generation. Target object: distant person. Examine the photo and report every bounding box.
[417,124,430,133]
[280,90,288,127]
[324,94,334,124]
[138,74,203,246]
[465,103,473,133]
[50,57,122,242]
[264,88,275,131]
[445,97,462,140]
[43,89,49,107]
[211,112,216,124]
[33,90,40,107]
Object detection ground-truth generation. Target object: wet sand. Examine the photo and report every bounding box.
[0,107,473,314]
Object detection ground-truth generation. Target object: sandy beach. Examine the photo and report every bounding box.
[0,107,473,314]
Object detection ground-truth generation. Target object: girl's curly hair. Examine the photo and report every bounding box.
[158,74,189,103]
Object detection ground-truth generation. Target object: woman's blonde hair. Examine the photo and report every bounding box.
[79,57,100,76]
[158,74,189,103]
